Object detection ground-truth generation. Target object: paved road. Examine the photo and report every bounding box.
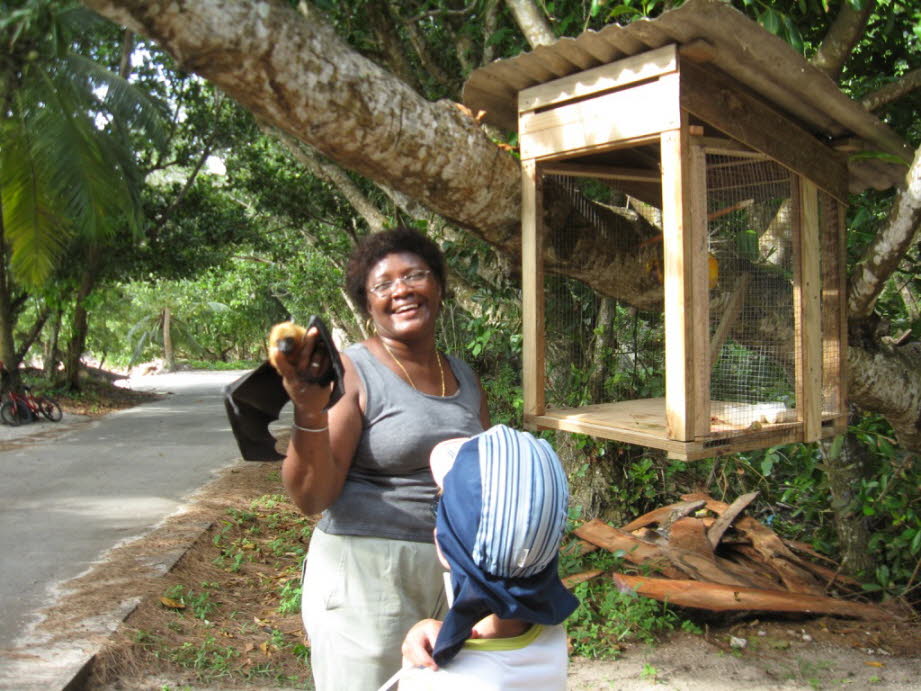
[0,370,250,654]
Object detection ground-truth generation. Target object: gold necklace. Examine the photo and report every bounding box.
[380,339,445,396]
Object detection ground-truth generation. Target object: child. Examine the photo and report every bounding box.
[394,424,578,690]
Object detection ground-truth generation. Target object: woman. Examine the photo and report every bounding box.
[270,226,490,690]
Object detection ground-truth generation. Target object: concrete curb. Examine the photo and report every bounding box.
[0,516,216,690]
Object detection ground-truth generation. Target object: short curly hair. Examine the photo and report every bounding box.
[345,226,447,316]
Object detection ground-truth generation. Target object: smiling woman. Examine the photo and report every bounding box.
[269,226,490,690]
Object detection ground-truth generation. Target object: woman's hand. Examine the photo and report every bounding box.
[401,618,443,670]
[268,322,333,416]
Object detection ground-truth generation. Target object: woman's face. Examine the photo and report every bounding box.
[366,252,441,341]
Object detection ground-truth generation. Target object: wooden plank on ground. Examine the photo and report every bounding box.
[707,491,758,549]
[621,499,706,533]
[682,492,825,595]
[562,569,604,589]
[660,542,780,590]
[573,519,684,579]
[667,517,713,555]
[613,573,895,620]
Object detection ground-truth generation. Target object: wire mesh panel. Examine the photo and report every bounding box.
[542,172,666,411]
[705,153,797,432]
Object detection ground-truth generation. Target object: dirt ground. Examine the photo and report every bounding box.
[15,377,921,690]
[50,461,916,691]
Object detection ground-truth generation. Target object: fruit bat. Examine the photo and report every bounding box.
[223,315,344,461]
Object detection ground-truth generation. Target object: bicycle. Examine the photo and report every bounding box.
[0,386,62,426]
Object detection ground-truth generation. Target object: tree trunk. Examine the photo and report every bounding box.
[810,0,874,81]
[16,305,50,364]
[588,297,617,402]
[63,252,100,390]
[162,307,175,371]
[0,210,21,391]
[43,310,63,381]
[820,411,874,575]
[504,0,556,47]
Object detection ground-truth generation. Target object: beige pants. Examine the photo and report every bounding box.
[302,529,448,691]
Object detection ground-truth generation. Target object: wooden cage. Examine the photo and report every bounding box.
[514,44,849,460]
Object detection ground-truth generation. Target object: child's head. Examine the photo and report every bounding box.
[428,424,578,664]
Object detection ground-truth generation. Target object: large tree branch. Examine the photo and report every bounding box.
[810,0,874,81]
[504,0,555,48]
[848,144,921,318]
[862,68,921,112]
[848,343,921,450]
[81,0,522,244]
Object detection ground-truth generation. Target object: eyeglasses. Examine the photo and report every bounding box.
[429,493,441,520]
[368,269,432,298]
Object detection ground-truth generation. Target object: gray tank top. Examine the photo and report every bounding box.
[317,343,484,542]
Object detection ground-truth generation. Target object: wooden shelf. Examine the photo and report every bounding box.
[527,399,844,461]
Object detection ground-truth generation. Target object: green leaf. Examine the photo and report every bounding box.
[761,451,778,476]
[758,9,782,35]
[848,150,911,166]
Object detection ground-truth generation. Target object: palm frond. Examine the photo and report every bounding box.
[65,53,170,153]
[0,109,71,284]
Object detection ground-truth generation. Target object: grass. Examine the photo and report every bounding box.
[88,466,317,689]
[558,534,702,660]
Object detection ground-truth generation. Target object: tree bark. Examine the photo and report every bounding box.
[503,0,555,48]
[862,68,921,113]
[820,413,874,576]
[162,306,175,371]
[81,0,522,243]
[0,207,21,390]
[849,145,921,319]
[810,0,875,81]
[15,304,50,363]
[43,310,63,381]
[63,251,100,389]
[848,343,921,451]
[588,296,617,402]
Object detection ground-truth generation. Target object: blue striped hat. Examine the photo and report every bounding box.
[429,424,578,665]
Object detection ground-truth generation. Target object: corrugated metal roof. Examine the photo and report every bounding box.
[462,0,911,192]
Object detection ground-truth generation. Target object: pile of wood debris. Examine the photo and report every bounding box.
[566,492,895,621]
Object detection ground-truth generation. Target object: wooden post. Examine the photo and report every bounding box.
[820,193,848,431]
[661,114,707,441]
[689,140,711,437]
[521,158,545,427]
[794,178,822,442]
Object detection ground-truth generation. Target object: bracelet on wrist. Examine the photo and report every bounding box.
[292,421,328,433]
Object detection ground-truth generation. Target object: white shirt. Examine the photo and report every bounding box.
[397,624,568,691]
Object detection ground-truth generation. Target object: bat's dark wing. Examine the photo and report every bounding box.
[224,361,288,461]
[224,315,344,461]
